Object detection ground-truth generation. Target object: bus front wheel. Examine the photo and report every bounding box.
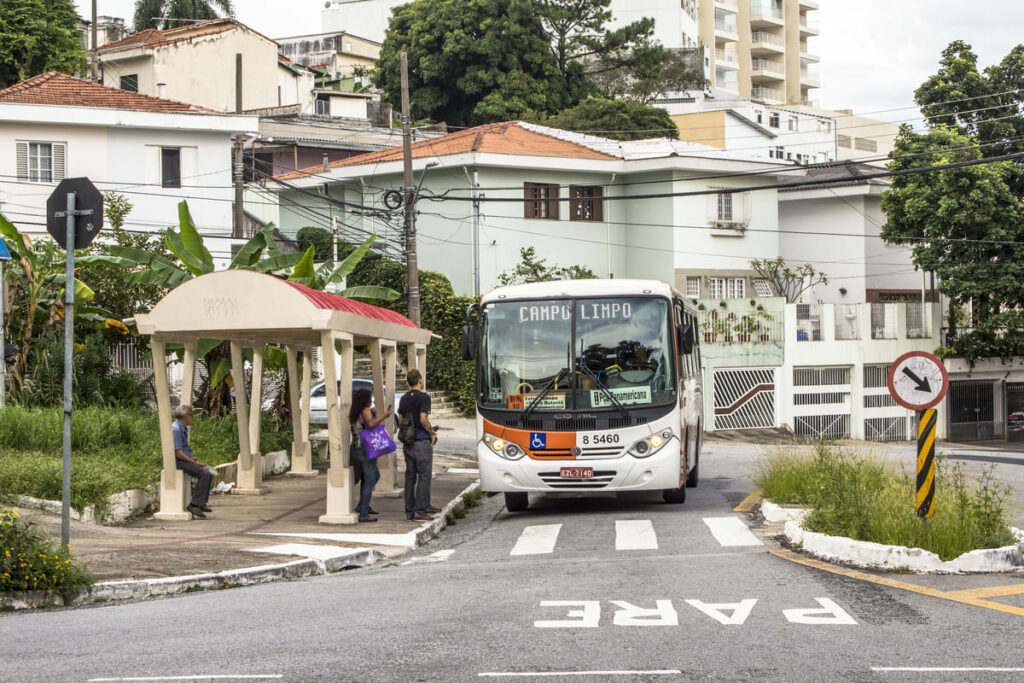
[505,492,529,512]
[662,486,686,504]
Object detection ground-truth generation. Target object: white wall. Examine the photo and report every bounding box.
[322,0,404,44]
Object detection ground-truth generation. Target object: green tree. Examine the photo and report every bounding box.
[296,226,333,261]
[0,0,86,88]
[536,0,704,104]
[881,126,1024,361]
[132,0,234,32]
[374,0,566,126]
[546,97,679,140]
[497,246,597,285]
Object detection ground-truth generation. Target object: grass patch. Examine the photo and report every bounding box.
[462,489,485,509]
[1,508,92,601]
[754,442,1018,561]
[0,406,293,514]
[452,506,467,519]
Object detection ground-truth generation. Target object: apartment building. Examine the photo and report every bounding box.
[699,0,819,106]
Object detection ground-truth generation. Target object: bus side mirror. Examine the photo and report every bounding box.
[678,324,695,355]
[461,325,476,361]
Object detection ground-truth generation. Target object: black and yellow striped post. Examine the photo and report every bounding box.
[916,408,937,518]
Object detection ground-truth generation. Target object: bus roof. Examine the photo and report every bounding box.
[481,279,681,303]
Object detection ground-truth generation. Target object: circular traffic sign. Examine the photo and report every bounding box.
[887,350,949,411]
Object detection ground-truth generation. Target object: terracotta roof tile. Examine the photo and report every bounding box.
[99,18,279,54]
[277,121,619,179]
[0,72,213,113]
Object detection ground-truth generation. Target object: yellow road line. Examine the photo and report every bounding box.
[733,489,762,513]
[770,549,1024,618]
[946,584,1024,599]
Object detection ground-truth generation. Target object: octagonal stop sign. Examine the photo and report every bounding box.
[46,177,104,250]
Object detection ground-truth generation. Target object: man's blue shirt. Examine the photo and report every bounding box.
[172,420,191,457]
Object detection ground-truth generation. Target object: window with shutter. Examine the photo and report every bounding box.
[685,276,700,297]
[51,143,65,182]
[120,74,139,92]
[569,185,603,221]
[523,183,559,220]
[15,141,27,181]
[161,147,182,188]
[18,141,64,183]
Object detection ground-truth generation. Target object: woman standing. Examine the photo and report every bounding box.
[350,388,393,523]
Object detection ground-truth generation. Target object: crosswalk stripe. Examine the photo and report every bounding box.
[615,520,658,550]
[702,517,763,547]
[510,524,563,556]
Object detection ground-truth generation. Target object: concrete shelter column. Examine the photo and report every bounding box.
[301,349,313,467]
[153,339,189,521]
[416,344,427,390]
[232,341,265,494]
[249,344,264,465]
[382,341,398,491]
[178,340,198,510]
[320,331,357,524]
[370,339,398,493]
[286,345,315,475]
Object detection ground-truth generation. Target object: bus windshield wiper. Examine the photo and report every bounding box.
[520,367,568,425]
[577,362,632,421]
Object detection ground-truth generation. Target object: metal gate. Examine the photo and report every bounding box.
[793,366,852,440]
[948,380,1001,442]
[713,368,776,431]
[1008,382,1024,443]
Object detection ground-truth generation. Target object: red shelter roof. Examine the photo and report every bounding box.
[285,281,415,328]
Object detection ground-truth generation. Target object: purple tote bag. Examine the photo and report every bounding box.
[359,423,397,460]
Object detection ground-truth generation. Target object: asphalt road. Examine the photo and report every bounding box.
[2,442,1023,683]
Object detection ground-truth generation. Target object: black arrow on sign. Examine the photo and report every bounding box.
[902,367,931,393]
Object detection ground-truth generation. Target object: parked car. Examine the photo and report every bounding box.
[308,379,403,425]
[1009,411,1024,433]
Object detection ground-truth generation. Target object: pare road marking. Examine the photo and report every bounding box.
[511,524,562,556]
[533,598,856,628]
[772,548,1024,619]
[400,549,455,565]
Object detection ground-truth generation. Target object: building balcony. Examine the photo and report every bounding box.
[749,1,785,28]
[800,42,820,62]
[800,69,820,87]
[715,48,739,69]
[751,86,785,103]
[715,19,739,40]
[751,58,786,80]
[714,0,738,11]
[750,31,785,54]
[799,0,819,9]
[799,14,820,36]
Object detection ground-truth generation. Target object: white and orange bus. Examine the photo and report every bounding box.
[462,279,704,512]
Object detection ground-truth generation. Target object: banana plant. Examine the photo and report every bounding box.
[289,233,401,303]
[0,214,109,392]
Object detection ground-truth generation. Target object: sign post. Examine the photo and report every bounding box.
[47,178,103,549]
[887,350,949,519]
[0,237,10,409]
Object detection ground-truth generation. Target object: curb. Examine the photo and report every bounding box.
[757,500,1024,574]
[1,479,484,611]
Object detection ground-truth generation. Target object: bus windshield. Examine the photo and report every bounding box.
[479,297,676,412]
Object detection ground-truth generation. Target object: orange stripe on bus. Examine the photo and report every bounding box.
[482,418,577,460]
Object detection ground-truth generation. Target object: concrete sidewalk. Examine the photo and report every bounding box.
[14,442,480,589]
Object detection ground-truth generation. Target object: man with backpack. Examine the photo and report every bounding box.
[398,368,438,521]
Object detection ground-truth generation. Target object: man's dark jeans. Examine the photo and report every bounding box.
[352,444,380,518]
[176,459,212,507]
[404,440,432,516]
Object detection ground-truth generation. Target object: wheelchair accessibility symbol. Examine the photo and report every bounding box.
[530,432,547,450]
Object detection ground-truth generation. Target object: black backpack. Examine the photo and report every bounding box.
[397,410,417,448]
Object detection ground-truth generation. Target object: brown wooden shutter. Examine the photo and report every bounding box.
[592,186,603,222]
[547,184,559,220]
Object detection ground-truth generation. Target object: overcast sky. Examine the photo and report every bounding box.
[78,0,1024,122]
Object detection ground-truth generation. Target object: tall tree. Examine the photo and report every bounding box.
[375,0,565,127]
[546,97,679,141]
[132,0,235,32]
[0,0,86,88]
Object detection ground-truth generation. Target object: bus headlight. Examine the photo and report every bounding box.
[629,429,673,459]
[483,433,525,460]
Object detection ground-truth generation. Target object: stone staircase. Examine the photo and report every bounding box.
[351,355,465,419]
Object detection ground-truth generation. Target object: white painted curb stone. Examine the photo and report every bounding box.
[772,499,1024,573]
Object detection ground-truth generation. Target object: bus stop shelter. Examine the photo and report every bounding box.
[134,269,432,524]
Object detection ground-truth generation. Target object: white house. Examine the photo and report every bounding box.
[0,72,258,262]
[97,19,314,115]
[270,120,796,296]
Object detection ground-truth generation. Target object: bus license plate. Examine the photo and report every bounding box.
[560,467,593,479]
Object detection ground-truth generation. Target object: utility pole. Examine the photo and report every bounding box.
[232,53,245,239]
[90,0,99,81]
[400,52,420,326]
[472,170,480,298]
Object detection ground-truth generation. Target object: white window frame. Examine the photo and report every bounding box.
[717,192,733,221]
[753,279,773,297]
[769,112,780,128]
[727,278,745,299]
[708,277,726,299]
[685,276,700,298]
[788,116,798,131]
[16,140,66,183]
